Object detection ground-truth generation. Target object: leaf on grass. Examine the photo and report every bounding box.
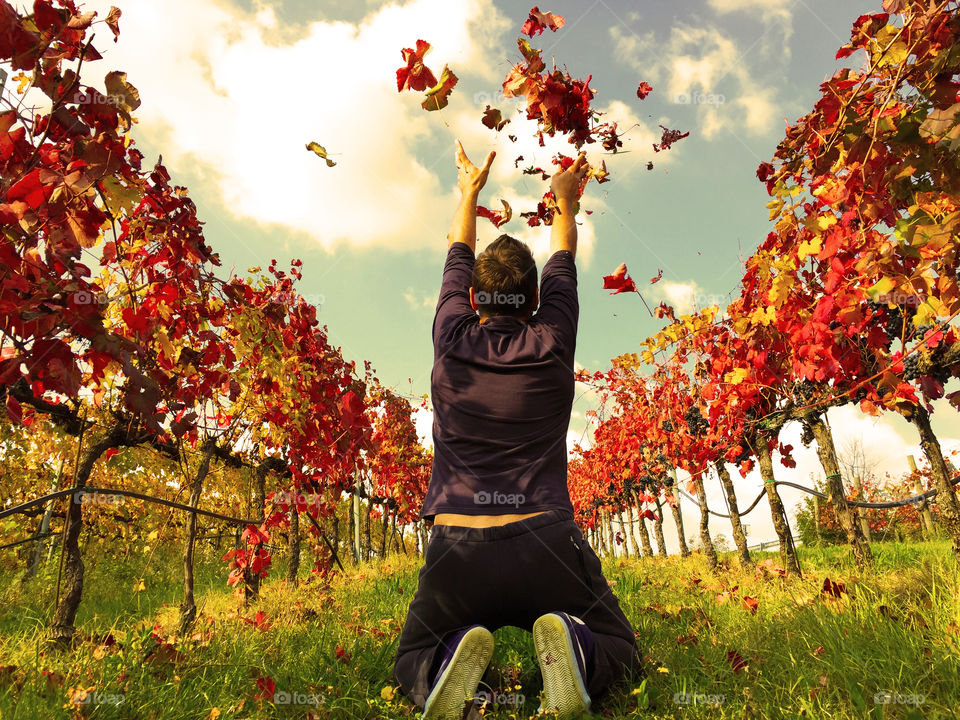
[821,577,846,598]
[742,596,759,614]
[306,142,336,167]
[726,650,748,673]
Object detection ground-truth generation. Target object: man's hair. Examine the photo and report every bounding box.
[471,234,538,318]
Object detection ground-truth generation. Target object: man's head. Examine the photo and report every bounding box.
[469,234,539,320]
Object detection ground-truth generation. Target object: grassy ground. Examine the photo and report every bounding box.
[0,539,957,719]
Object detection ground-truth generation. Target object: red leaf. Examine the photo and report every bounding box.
[726,650,748,673]
[396,39,437,92]
[5,395,22,424]
[821,577,846,598]
[254,675,275,700]
[7,169,54,209]
[653,125,690,153]
[650,269,663,284]
[477,200,511,229]
[602,263,637,295]
[339,390,366,429]
[103,448,119,462]
[742,596,759,614]
[521,6,566,36]
[636,81,653,100]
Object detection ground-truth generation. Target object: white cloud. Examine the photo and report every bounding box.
[610,6,793,140]
[707,0,792,26]
[403,287,435,312]
[80,0,512,252]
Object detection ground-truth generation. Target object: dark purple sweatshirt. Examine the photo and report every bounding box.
[419,241,578,521]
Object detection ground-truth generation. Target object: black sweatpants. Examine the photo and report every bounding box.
[392,509,640,708]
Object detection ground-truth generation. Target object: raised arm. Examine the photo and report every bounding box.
[447,139,496,252]
[549,152,590,260]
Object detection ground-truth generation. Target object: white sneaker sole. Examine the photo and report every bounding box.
[422,626,494,720]
[533,613,591,718]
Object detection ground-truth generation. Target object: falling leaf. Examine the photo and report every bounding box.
[396,39,437,92]
[477,199,512,228]
[306,142,336,167]
[636,81,653,99]
[105,6,122,41]
[422,65,458,111]
[653,124,690,152]
[603,263,637,295]
[650,269,663,284]
[482,105,510,131]
[587,159,610,184]
[521,6,566,36]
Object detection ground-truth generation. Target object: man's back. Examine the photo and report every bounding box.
[420,243,578,520]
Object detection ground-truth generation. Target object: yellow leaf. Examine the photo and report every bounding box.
[866,277,897,303]
[156,329,175,358]
[134,580,146,592]
[725,368,750,385]
[798,236,823,262]
[206,709,221,720]
[147,530,159,541]
[380,685,397,701]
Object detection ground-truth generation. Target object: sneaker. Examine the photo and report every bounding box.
[423,625,494,720]
[533,612,593,717]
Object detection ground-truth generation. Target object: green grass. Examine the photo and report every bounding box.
[0,540,958,719]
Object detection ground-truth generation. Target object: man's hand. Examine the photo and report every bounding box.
[549,152,589,260]
[550,152,589,204]
[455,139,496,199]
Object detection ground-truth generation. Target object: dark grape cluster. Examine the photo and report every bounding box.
[662,420,674,433]
[800,422,814,447]
[684,405,709,436]
[795,379,817,403]
[903,353,921,381]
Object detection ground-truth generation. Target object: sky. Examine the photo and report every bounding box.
[66,0,960,549]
